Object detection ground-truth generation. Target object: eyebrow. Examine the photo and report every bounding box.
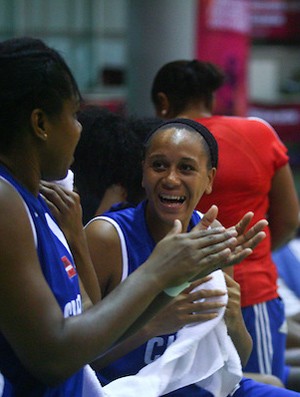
[149,154,199,163]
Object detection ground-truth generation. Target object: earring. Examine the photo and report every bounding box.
[161,109,167,116]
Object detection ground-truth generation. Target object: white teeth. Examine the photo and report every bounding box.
[160,194,185,202]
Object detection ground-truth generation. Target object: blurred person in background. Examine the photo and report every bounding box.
[151,59,300,391]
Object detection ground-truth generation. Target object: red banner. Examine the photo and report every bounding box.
[196,0,251,116]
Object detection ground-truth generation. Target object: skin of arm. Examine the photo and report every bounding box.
[223,272,252,366]
[286,316,300,348]
[268,164,299,251]
[1,181,243,386]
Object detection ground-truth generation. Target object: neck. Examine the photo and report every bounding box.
[145,203,191,244]
[0,153,40,196]
[178,110,212,120]
[176,103,212,120]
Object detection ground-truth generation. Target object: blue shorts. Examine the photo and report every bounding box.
[232,377,300,396]
[242,298,287,382]
[163,377,300,396]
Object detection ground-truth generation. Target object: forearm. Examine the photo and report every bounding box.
[227,317,252,366]
[270,221,298,251]
[69,230,101,304]
[92,323,154,370]
[92,291,172,370]
[268,164,300,251]
[32,265,162,385]
[286,316,300,348]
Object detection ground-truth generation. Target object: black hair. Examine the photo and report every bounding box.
[0,37,81,153]
[72,105,161,223]
[144,118,218,169]
[151,60,225,115]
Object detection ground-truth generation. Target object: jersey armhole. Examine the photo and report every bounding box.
[91,215,129,282]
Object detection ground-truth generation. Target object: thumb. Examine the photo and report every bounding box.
[167,219,182,236]
[198,205,218,230]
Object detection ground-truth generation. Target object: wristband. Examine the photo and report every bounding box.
[164,281,191,297]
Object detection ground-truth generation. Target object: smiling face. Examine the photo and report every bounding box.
[142,127,216,237]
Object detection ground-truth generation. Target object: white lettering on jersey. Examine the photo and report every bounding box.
[64,294,82,317]
[144,335,176,364]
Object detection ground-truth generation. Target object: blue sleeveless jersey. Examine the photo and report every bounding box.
[96,201,209,396]
[0,166,84,396]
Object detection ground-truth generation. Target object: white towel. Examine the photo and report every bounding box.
[104,270,242,397]
[82,365,108,397]
[52,169,74,191]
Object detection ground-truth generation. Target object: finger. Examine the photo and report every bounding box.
[194,233,238,255]
[241,220,268,245]
[191,247,233,280]
[187,227,237,245]
[189,288,227,301]
[184,276,213,293]
[186,312,221,324]
[40,193,60,218]
[223,272,237,287]
[41,180,70,195]
[40,183,77,215]
[227,247,253,265]
[191,300,226,313]
[234,212,254,235]
[166,219,182,237]
[40,183,66,208]
[195,205,218,230]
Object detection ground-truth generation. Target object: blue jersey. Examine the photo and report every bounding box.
[0,165,84,396]
[95,200,204,396]
[95,201,299,397]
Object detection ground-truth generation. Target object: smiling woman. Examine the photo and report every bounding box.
[141,119,217,239]
[84,118,270,396]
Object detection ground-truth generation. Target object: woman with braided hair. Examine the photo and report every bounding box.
[0,38,266,396]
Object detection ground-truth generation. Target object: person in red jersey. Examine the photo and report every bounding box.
[151,59,300,391]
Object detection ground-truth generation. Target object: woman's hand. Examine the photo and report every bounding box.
[39,181,83,246]
[225,212,268,266]
[40,181,101,304]
[146,276,227,336]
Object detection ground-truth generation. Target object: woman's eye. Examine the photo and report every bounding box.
[152,161,166,170]
[181,164,194,172]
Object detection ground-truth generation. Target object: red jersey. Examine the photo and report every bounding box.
[196,116,289,307]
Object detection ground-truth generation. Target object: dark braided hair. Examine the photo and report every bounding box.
[151,60,225,115]
[0,37,81,153]
[144,118,218,169]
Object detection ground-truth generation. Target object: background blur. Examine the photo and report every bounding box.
[0,0,299,192]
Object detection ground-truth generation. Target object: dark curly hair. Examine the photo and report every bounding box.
[72,105,161,223]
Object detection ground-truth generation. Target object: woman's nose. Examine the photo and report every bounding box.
[164,169,180,186]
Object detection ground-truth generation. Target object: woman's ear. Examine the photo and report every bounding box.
[156,92,170,118]
[30,109,48,141]
[205,167,217,195]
